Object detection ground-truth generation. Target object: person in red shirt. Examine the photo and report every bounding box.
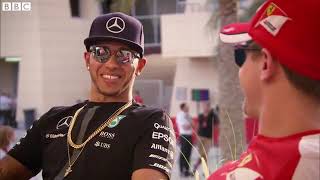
[209,0,320,179]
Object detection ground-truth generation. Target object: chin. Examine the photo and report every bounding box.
[101,90,122,97]
[242,100,259,119]
[94,85,120,96]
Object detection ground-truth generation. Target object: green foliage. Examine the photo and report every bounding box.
[99,0,134,14]
[110,0,133,14]
[240,0,265,21]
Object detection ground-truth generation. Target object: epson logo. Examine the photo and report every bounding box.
[152,131,175,146]
[1,2,32,11]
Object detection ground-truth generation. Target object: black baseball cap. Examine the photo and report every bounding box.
[84,12,144,57]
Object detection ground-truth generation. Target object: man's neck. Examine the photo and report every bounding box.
[89,92,132,103]
[259,90,320,138]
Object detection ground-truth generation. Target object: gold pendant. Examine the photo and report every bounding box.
[64,166,72,177]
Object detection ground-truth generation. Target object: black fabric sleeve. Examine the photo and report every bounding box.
[7,107,55,175]
[132,111,176,178]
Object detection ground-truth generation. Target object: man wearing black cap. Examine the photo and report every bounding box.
[208,0,320,179]
[0,12,176,180]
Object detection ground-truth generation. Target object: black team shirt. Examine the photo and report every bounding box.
[8,101,176,180]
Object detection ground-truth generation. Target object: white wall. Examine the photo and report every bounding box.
[138,54,176,86]
[0,60,17,95]
[135,54,176,112]
[38,0,91,110]
[169,58,219,118]
[160,10,220,118]
[161,12,218,58]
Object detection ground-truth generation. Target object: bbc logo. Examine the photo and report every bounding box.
[2,2,32,11]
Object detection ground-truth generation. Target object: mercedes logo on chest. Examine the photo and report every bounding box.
[56,116,73,130]
[106,17,125,33]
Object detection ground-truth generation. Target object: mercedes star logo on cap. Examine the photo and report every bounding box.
[106,17,126,34]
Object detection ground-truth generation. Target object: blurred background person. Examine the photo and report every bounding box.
[0,125,15,159]
[176,102,193,177]
[0,92,12,126]
[193,101,219,173]
[213,105,220,147]
[6,94,17,128]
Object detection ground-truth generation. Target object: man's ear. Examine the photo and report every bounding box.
[84,52,90,70]
[260,48,279,81]
[135,58,147,76]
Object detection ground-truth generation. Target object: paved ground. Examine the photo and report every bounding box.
[12,129,222,180]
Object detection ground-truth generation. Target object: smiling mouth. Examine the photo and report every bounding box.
[101,74,121,80]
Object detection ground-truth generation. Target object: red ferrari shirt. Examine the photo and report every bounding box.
[208,130,320,180]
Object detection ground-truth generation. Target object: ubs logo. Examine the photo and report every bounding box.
[94,141,110,149]
[106,17,125,33]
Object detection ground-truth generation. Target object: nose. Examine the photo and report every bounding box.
[103,55,120,69]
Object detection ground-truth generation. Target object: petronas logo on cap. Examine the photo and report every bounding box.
[108,115,126,128]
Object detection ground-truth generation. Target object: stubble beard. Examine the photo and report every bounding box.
[92,68,135,99]
[242,98,260,119]
[242,99,249,118]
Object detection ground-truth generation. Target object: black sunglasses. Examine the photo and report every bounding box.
[234,47,261,67]
[89,46,140,64]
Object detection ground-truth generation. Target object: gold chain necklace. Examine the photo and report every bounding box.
[64,101,132,177]
[64,142,85,177]
[67,101,132,149]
